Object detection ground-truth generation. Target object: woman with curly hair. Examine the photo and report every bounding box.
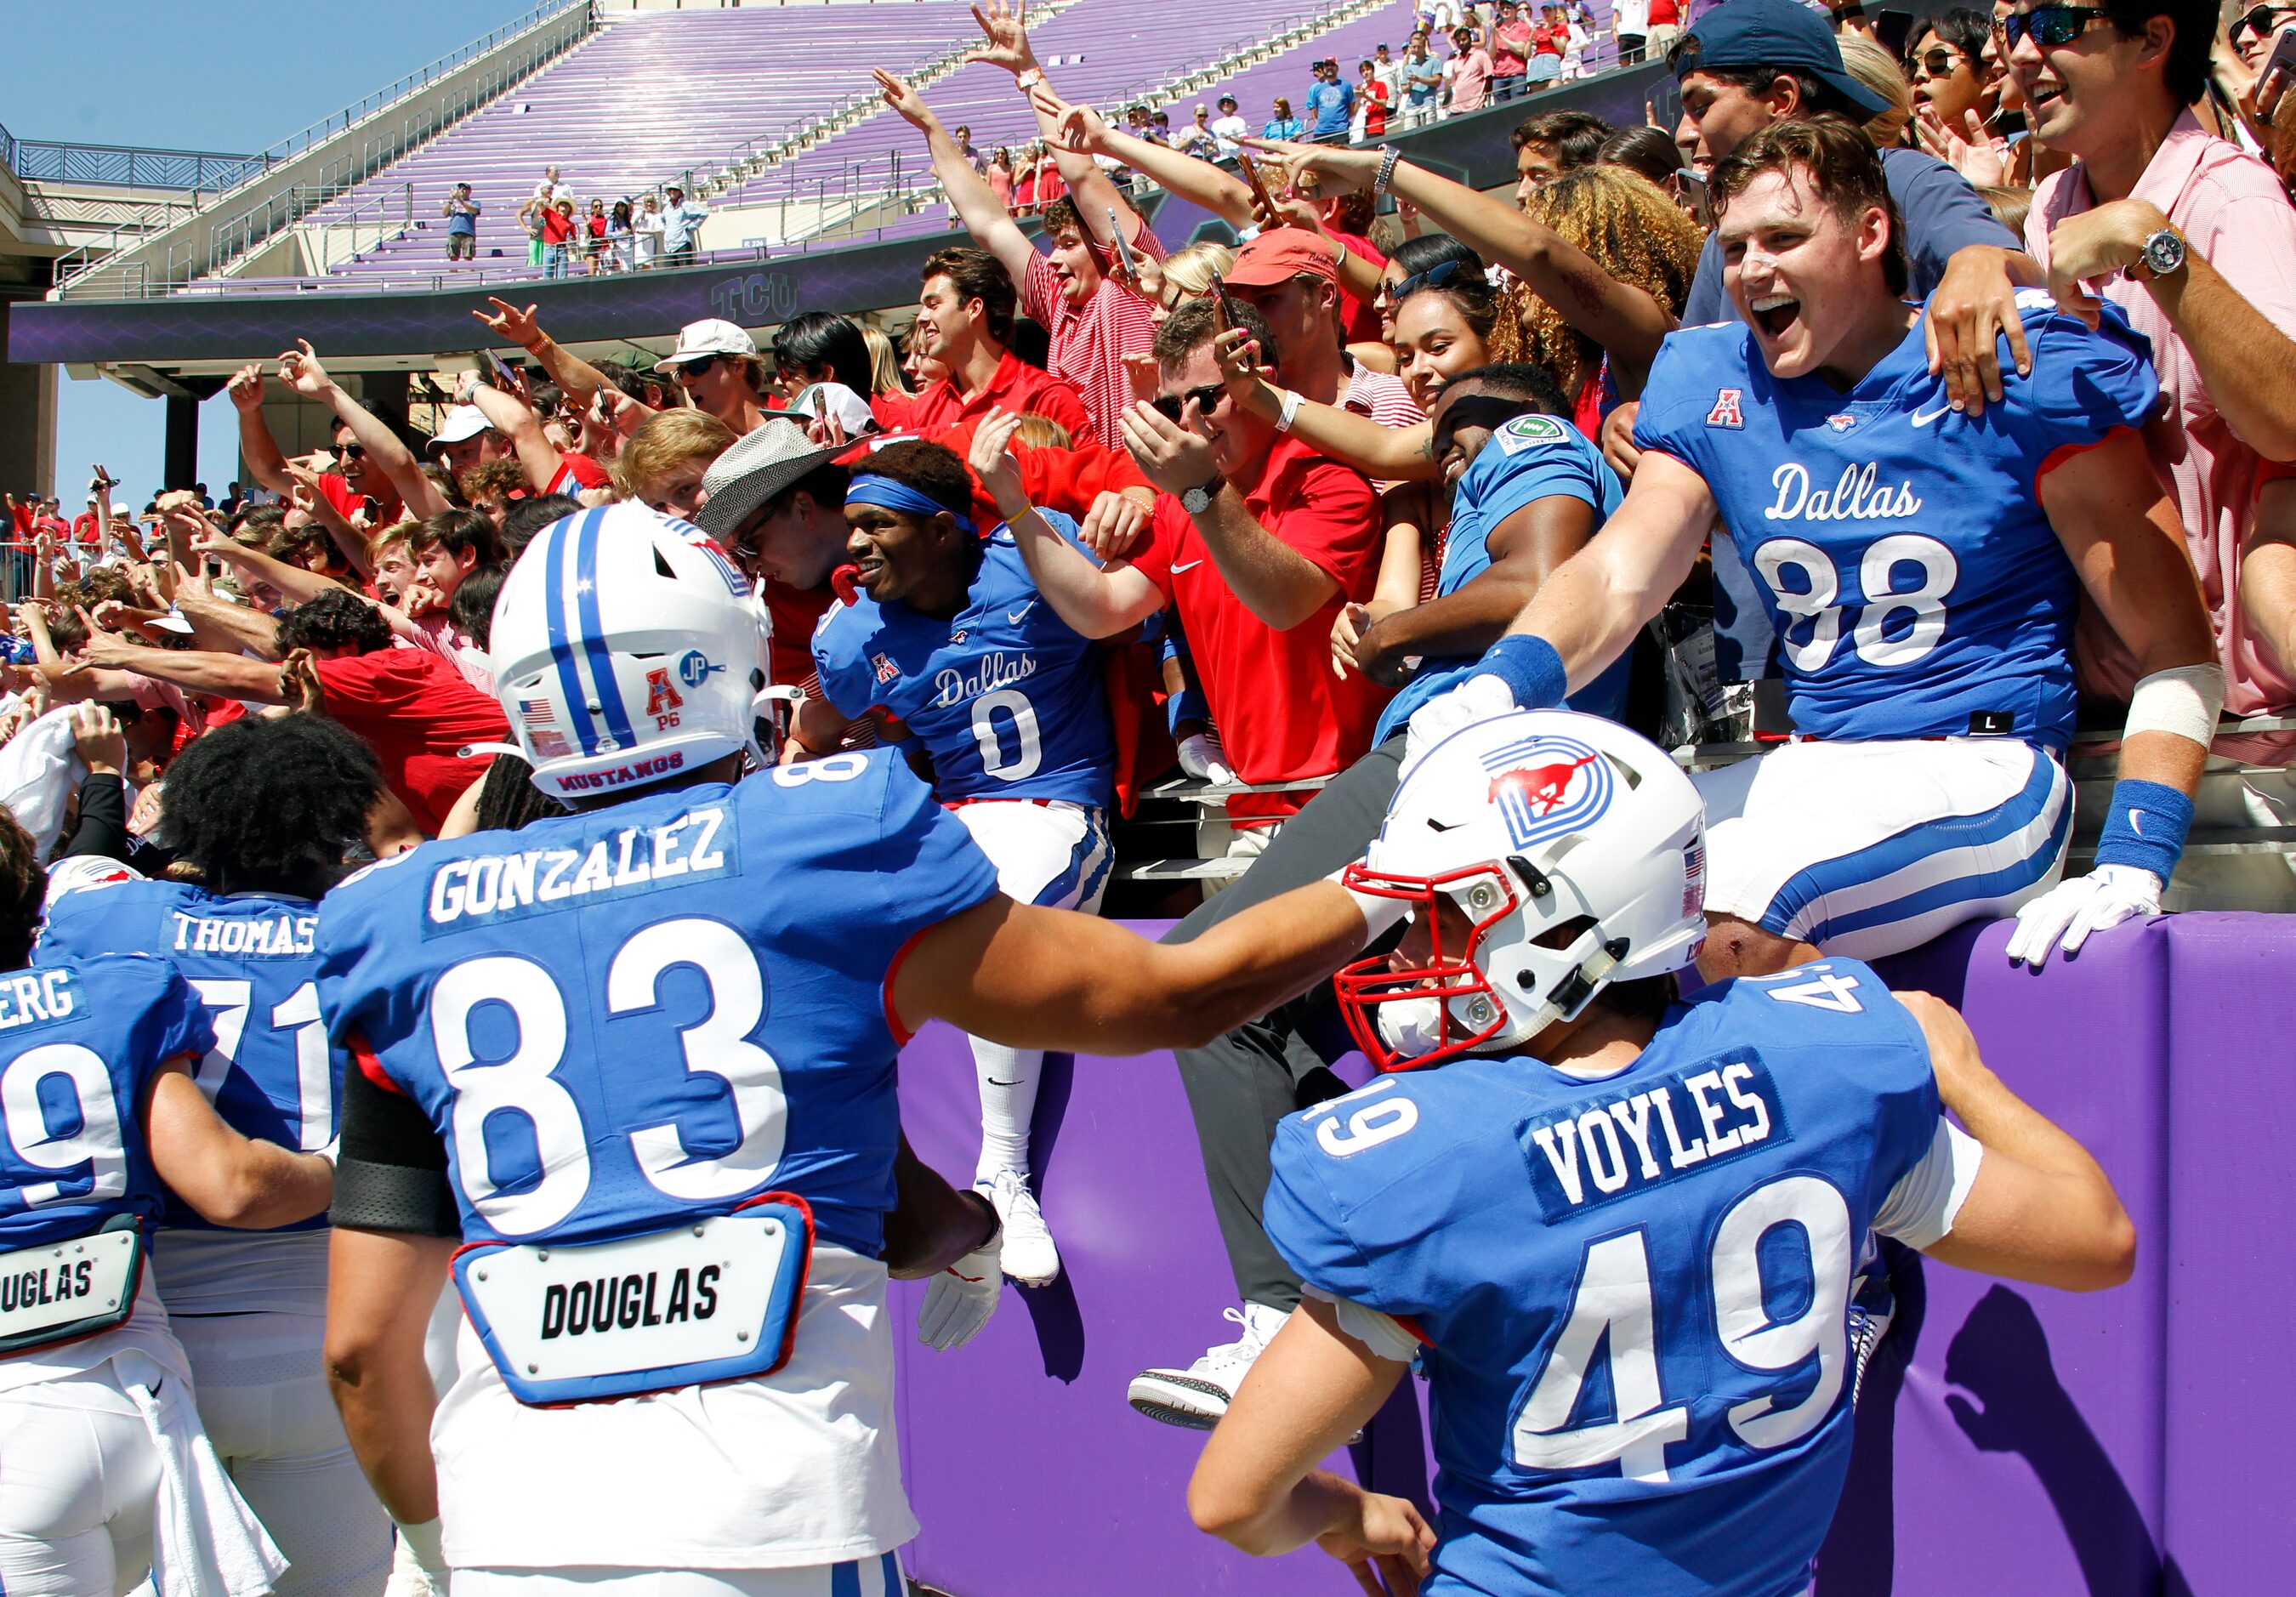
[1492,163,1704,433]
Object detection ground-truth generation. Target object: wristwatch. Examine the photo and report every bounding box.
[2129,224,2187,283]
[1179,476,1224,515]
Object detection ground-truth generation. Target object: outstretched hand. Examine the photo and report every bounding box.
[225,363,265,414]
[967,407,1031,514]
[966,0,1038,76]
[277,339,333,399]
[473,296,543,350]
[1237,136,1383,200]
[873,68,940,132]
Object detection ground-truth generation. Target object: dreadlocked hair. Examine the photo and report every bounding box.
[161,714,382,892]
[1492,166,1704,405]
[0,807,45,969]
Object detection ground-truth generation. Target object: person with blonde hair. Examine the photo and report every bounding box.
[1835,30,1915,147]
[611,408,738,518]
[861,323,911,401]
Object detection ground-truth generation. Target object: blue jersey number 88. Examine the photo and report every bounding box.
[1752,534,1958,673]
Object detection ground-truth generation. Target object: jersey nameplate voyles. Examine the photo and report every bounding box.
[1519,1053,1790,1219]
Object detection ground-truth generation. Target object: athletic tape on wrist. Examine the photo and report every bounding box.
[1475,634,1567,711]
[2123,662,2224,747]
[2094,778,2192,881]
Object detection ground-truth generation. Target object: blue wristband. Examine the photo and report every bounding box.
[2093,778,2191,881]
[1476,634,1568,711]
[1166,686,1208,736]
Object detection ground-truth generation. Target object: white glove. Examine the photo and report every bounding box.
[918,1239,1002,1350]
[1176,730,1236,787]
[1402,672,1520,776]
[384,1519,447,1597]
[2004,863,2162,968]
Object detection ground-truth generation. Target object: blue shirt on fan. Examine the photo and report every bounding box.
[313,756,1000,1258]
[812,517,1115,808]
[1377,412,1629,742]
[1632,291,2157,749]
[1265,960,1940,1597]
[0,954,213,1250]
[39,881,338,1232]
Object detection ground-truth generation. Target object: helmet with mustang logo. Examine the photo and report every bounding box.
[1336,709,1708,1070]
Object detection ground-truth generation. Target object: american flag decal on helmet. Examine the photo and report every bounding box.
[1480,732,1616,852]
[518,696,572,761]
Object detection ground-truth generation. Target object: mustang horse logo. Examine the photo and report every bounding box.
[1477,735,1616,851]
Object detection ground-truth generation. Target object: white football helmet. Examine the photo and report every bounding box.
[1337,710,1708,1071]
[491,503,770,802]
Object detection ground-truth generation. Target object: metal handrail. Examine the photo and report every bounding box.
[52,3,594,298]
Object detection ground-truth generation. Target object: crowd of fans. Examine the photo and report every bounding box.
[0,0,2290,1580]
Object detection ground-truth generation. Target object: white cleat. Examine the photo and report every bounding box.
[979,1168,1061,1287]
[1127,1303,1290,1429]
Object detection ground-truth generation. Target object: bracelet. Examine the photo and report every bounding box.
[1333,241,1349,269]
[1274,387,1304,433]
[1016,68,1045,89]
[1373,145,1401,196]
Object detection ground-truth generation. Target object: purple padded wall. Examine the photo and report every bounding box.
[891,914,2293,1595]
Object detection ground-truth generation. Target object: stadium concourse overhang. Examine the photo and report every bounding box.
[3,60,1674,465]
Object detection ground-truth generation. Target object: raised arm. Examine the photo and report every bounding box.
[1032,86,1253,231]
[196,531,356,609]
[278,342,450,520]
[227,363,296,497]
[2242,475,2296,679]
[1247,137,1677,392]
[873,69,1037,288]
[464,381,566,498]
[471,298,614,411]
[972,411,1164,636]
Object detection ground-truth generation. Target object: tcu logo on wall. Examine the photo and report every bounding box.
[1480,732,1616,851]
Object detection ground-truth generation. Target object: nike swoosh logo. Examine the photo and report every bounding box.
[1007,602,1035,623]
[2129,809,2145,838]
[986,1077,1024,1086]
[1910,401,1953,427]
[1173,560,1203,573]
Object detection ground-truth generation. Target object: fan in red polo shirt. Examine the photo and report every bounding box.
[900,246,1097,446]
[60,590,504,836]
[986,299,1389,843]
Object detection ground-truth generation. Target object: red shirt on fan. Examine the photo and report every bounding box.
[1019,227,1169,450]
[843,416,1154,531]
[1126,435,1390,825]
[318,472,402,527]
[546,450,613,497]
[903,350,1098,448]
[312,649,508,833]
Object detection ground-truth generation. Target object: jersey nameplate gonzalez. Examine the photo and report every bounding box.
[452,1195,813,1406]
[0,1215,142,1355]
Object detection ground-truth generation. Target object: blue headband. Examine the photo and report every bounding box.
[846,474,974,533]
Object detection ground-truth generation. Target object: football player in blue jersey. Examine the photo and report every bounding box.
[1408,117,2221,975]
[1189,709,2136,1597]
[38,713,394,1597]
[0,805,337,1596]
[316,503,1390,1595]
[804,433,1116,1289]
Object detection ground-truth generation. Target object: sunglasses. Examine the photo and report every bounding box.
[2235,3,2294,40]
[1911,47,1962,77]
[1995,5,2112,50]
[335,443,367,461]
[1151,382,1228,423]
[1389,258,1464,302]
[674,354,725,381]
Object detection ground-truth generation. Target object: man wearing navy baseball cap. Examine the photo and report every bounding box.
[1662,0,2036,416]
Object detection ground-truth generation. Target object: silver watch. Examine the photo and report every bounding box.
[2134,225,2186,282]
[1179,477,1223,515]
